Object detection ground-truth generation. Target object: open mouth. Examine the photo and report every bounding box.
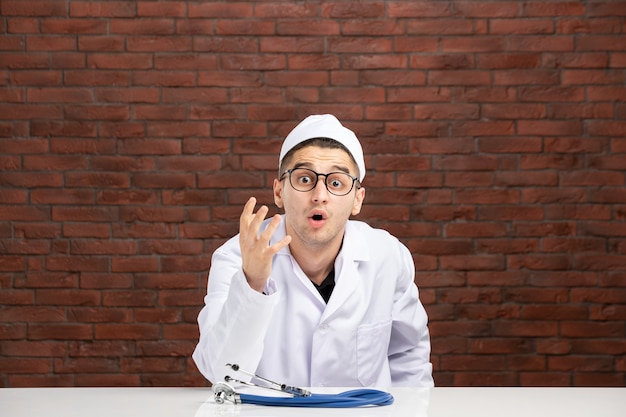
[312,214,323,221]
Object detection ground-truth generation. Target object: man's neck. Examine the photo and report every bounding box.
[289,237,342,286]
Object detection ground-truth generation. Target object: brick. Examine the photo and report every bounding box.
[518,120,582,136]
[415,103,481,120]
[388,2,451,18]
[495,69,560,85]
[545,204,611,220]
[480,53,541,71]
[78,35,126,52]
[545,52,609,69]
[162,323,199,339]
[29,323,94,340]
[134,307,179,323]
[451,121,515,136]
[64,70,130,86]
[407,19,473,35]
[574,373,625,387]
[476,238,539,254]
[136,341,196,357]
[430,70,491,86]
[41,19,107,35]
[344,54,407,70]
[578,35,626,52]
[188,2,252,18]
[587,121,626,137]
[394,37,439,53]
[520,86,584,102]
[94,323,160,340]
[454,372,519,387]
[493,320,559,337]
[504,280,567,303]
[69,307,131,323]
[521,373,572,386]
[109,18,175,35]
[87,53,153,69]
[75,374,140,386]
[509,35,575,52]
[445,222,506,237]
[138,2,186,17]
[525,188,587,206]
[161,87,227,103]
[94,88,158,103]
[212,121,266,137]
[120,357,185,373]
[117,138,181,155]
[146,122,210,138]
[550,356,615,372]
[329,37,393,54]
[119,207,184,223]
[573,339,626,355]
[193,36,257,53]
[563,69,626,85]
[1,1,67,16]
[111,223,176,239]
[221,54,287,71]
[490,19,554,35]
[341,20,404,36]
[216,19,275,36]
[549,103,614,119]
[0,358,52,374]
[100,291,156,307]
[46,256,109,272]
[65,105,130,121]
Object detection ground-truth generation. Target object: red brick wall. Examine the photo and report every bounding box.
[1,1,625,387]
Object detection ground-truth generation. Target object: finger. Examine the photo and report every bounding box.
[258,213,281,243]
[240,197,257,227]
[248,205,269,237]
[269,234,292,255]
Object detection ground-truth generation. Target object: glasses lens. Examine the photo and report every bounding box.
[325,173,354,195]
[290,168,317,192]
[288,168,355,196]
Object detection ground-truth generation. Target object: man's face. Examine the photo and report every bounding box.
[273,145,365,249]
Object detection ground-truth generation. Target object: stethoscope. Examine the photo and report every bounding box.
[213,364,394,408]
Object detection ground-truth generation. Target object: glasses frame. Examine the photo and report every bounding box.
[280,167,360,196]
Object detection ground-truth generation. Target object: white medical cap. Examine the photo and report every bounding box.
[279,114,366,181]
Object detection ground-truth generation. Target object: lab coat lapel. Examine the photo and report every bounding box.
[320,221,369,322]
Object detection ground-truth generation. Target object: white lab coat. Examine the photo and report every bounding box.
[192,217,434,388]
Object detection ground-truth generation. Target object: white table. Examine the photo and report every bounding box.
[1,387,624,417]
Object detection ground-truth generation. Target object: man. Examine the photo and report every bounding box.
[192,114,434,388]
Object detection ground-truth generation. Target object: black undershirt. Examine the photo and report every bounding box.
[312,268,335,303]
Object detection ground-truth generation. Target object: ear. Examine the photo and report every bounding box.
[273,178,284,209]
[351,186,365,216]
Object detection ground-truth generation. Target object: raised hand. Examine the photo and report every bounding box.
[239,197,292,292]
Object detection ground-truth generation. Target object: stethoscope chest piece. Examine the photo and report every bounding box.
[213,382,241,405]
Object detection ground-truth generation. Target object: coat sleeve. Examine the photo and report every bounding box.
[192,240,279,384]
[388,242,434,387]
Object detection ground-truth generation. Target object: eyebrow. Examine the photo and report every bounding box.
[292,162,352,174]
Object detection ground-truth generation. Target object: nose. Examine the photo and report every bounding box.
[311,175,330,203]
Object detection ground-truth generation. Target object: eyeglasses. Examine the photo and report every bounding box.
[280,167,359,196]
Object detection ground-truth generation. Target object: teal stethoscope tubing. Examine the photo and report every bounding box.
[239,389,394,408]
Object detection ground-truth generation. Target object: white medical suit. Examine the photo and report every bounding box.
[192,217,434,388]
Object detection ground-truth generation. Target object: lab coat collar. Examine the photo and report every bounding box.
[339,220,371,263]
